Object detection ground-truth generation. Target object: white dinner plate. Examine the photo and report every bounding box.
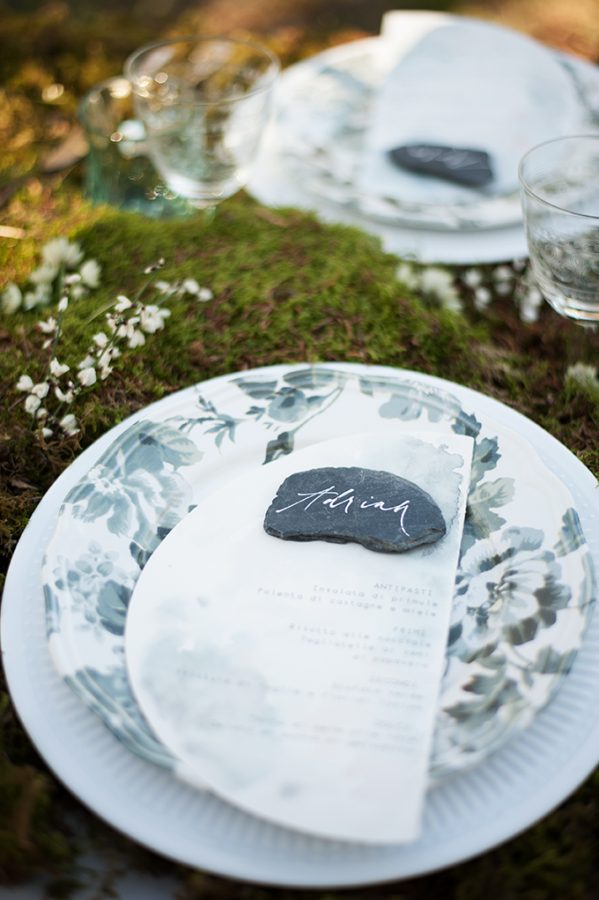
[2,364,598,886]
[248,13,599,263]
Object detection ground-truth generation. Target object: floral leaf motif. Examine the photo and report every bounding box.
[266,387,310,423]
[554,508,587,557]
[44,584,61,635]
[264,431,294,464]
[377,385,459,423]
[65,667,174,766]
[470,436,501,487]
[283,368,341,390]
[453,527,570,665]
[130,541,152,571]
[233,378,278,400]
[463,671,503,696]
[96,579,130,636]
[462,477,515,552]
[451,411,482,439]
[446,677,522,722]
[378,387,440,421]
[127,422,202,471]
[533,647,577,675]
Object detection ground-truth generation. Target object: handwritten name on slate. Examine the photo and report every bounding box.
[264,466,446,553]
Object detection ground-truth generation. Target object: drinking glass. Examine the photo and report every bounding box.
[79,76,192,218]
[125,37,279,212]
[519,135,599,325]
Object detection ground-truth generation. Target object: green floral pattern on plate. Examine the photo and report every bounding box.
[42,365,596,778]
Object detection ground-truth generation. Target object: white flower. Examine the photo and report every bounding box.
[565,363,599,391]
[519,284,543,323]
[93,332,109,348]
[29,263,58,286]
[154,280,174,295]
[42,237,83,269]
[183,278,200,295]
[64,272,82,286]
[139,304,170,334]
[57,296,69,312]
[395,263,420,290]
[115,294,132,312]
[24,284,51,310]
[463,268,483,288]
[495,282,512,296]
[38,316,57,334]
[79,259,101,288]
[127,330,146,349]
[144,258,165,274]
[70,284,86,300]
[35,407,48,420]
[512,258,527,272]
[41,427,53,439]
[197,287,213,302]
[55,385,75,403]
[24,394,41,415]
[474,286,492,311]
[420,267,462,312]
[59,413,80,436]
[78,366,97,387]
[50,358,70,377]
[2,282,22,314]
[493,265,513,283]
[31,381,49,399]
[77,355,94,369]
[16,374,34,392]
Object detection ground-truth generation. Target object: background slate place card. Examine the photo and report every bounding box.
[388,144,494,188]
[264,466,447,552]
[125,432,473,844]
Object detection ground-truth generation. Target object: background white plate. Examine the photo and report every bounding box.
[2,365,598,887]
[248,14,599,264]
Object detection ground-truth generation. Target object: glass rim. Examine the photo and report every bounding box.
[518,133,599,221]
[124,35,280,106]
[78,76,134,135]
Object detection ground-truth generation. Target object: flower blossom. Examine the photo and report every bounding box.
[42,237,83,269]
[420,267,463,312]
[38,317,58,334]
[24,394,41,415]
[2,282,23,314]
[59,413,80,436]
[50,358,70,377]
[78,366,97,387]
[16,374,34,392]
[139,304,170,334]
[79,259,101,288]
[31,381,50,399]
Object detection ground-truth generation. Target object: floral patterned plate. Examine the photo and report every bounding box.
[273,16,590,231]
[42,364,595,780]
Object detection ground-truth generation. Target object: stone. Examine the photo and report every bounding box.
[264,466,446,553]
[388,143,494,188]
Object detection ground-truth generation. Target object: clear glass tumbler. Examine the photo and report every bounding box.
[519,135,599,324]
[125,37,279,211]
[79,76,191,218]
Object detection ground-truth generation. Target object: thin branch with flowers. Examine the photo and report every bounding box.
[11,239,214,442]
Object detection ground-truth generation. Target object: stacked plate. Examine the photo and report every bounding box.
[2,363,598,885]
[249,12,599,264]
